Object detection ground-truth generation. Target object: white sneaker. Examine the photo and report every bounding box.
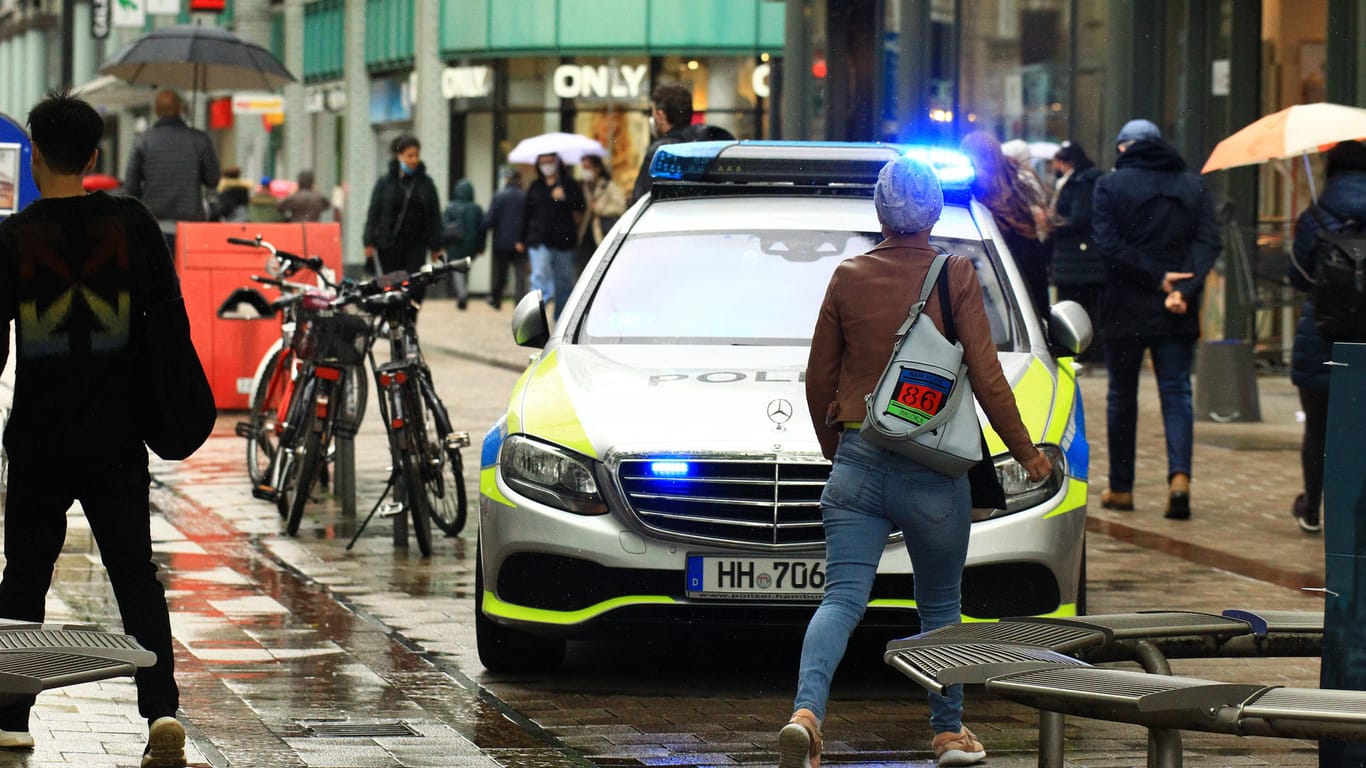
[141,717,186,768]
[0,729,33,749]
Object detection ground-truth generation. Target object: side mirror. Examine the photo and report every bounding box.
[512,290,550,348]
[1047,300,1094,357]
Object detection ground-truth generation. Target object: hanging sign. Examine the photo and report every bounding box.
[91,0,111,39]
[112,0,146,29]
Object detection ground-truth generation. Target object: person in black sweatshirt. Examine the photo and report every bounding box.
[0,90,187,767]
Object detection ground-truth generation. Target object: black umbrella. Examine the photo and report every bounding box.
[99,24,295,94]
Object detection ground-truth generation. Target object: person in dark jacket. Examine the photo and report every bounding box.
[442,178,484,310]
[1092,119,1220,520]
[363,134,445,303]
[124,89,221,256]
[0,90,187,766]
[629,84,693,205]
[1285,139,1366,533]
[1049,141,1105,362]
[482,166,527,309]
[519,153,585,320]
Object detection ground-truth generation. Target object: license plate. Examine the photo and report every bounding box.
[686,555,826,601]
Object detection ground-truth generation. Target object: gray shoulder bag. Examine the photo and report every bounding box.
[860,252,982,475]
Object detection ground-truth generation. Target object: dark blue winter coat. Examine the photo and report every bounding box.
[1051,166,1104,287]
[1288,170,1366,391]
[1092,139,1220,339]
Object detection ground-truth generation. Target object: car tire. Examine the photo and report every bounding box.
[1076,535,1088,617]
[475,539,567,673]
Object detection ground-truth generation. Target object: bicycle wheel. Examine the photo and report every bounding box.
[399,383,433,556]
[285,381,333,536]
[247,347,291,487]
[417,380,467,536]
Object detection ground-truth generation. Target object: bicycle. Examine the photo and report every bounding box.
[225,236,369,534]
[344,260,472,556]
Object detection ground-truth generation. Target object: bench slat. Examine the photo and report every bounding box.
[889,620,1107,653]
[884,642,1087,694]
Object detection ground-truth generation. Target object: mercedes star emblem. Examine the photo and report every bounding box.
[767,398,793,425]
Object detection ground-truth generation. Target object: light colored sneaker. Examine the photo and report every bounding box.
[0,729,33,749]
[933,727,986,767]
[777,708,822,768]
[141,716,186,768]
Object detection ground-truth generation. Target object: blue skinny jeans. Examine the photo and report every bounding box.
[528,245,577,319]
[1103,336,1195,491]
[794,431,971,734]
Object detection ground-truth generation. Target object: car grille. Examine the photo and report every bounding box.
[616,459,831,547]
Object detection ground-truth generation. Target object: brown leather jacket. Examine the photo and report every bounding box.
[805,230,1039,463]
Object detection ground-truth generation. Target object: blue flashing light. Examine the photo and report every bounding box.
[649,461,692,478]
[901,145,976,189]
[649,140,734,180]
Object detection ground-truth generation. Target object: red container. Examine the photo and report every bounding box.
[176,222,344,410]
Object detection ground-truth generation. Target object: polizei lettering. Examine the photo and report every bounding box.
[648,371,808,386]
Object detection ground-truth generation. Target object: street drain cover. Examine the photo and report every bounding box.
[301,721,420,738]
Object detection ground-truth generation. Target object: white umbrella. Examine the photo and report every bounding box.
[508,132,607,165]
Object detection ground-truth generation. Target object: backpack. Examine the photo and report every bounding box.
[1307,205,1366,342]
[442,202,465,245]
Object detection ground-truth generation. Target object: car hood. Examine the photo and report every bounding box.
[510,345,1048,460]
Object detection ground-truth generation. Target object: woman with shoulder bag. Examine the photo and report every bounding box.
[781,155,1052,768]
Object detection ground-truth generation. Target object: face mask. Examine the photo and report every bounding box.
[580,169,597,183]
[539,162,558,178]
[401,162,417,175]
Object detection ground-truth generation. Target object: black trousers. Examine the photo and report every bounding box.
[488,247,529,308]
[1298,386,1330,517]
[0,453,178,729]
[378,244,432,303]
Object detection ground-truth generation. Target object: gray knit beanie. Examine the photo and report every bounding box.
[874,156,943,234]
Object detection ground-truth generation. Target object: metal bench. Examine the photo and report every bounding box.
[883,609,1328,767]
[0,621,157,700]
[987,666,1366,768]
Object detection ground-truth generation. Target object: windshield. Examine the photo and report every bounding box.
[578,229,1018,348]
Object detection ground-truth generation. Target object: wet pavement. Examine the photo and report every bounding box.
[0,297,1338,767]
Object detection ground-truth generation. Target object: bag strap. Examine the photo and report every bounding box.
[895,252,951,338]
[937,261,957,345]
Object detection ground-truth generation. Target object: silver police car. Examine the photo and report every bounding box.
[477,142,1092,673]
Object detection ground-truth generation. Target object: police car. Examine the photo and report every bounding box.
[476,142,1093,673]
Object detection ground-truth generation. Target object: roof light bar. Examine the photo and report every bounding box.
[649,141,976,190]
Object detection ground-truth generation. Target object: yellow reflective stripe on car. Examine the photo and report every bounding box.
[1045,478,1088,520]
[865,599,1078,621]
[1044,360,1077,445]
[984,358,1054,455]
[483,591,677,625]
[505,365,536,435]
[517,348,596,458]
[481,467,514,507]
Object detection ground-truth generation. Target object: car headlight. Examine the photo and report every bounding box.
[500,435,608,515]
[972,444,1067,521]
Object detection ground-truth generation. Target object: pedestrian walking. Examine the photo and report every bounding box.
[1091,118,1220,520]
[442,178,485,310]
[1285,139,1366,533]
[210,166,250,222]
[0,90,187,767]
[959,131,1052,317]
[363,134,445,303]
[277,169,332,223]
[783,155,1051,768]
[123,89,221,256]
[629,83,694,205]
[519,152,584,320]
[1049,141,1106,363]
[482,166,528,309]
[576,153,626,275]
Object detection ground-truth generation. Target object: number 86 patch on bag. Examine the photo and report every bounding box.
[886,367,952,425]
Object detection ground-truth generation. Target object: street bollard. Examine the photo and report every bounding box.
[1319,342,1366,768]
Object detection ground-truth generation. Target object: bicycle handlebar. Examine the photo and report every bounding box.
[340,258,472,309]
[227,235,332,286]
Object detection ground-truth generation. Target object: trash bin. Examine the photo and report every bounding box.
[176,221,343,409]
[1193,339,1261,423]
